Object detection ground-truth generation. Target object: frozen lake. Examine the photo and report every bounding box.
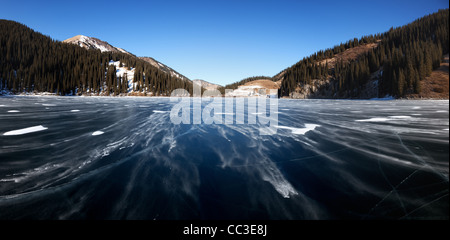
[0,96,448,219]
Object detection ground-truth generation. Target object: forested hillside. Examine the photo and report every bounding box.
[0,20,192,96]
[1,9,448,98]
[277,9,448,98]
[219,9,448,99]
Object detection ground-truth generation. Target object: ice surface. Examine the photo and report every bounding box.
[3,125,48,136]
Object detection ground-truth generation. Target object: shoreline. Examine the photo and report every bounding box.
[1,92,448,101]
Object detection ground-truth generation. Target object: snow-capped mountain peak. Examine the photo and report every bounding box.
[63,35,191,83]
[63,35,132,55]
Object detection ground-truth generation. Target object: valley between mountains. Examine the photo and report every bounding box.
[0,9,448,99]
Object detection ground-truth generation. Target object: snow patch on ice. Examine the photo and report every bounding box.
[3,125,48,136]
[70,109,80,112]
[92,131,104,136]
[356,116,413,122]
[356,117,390,122]
[153,110,169,113]
[275,124,320,135]
[7,110,20,113]
[389,116,412,119]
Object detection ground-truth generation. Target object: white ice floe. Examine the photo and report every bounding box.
[42,104,56,106]
[7,110,20,113]
[436,110,448,113]
[92,131,104,136]
[70,110,80,112]
[275,124,320,135]
[3,125,48,136]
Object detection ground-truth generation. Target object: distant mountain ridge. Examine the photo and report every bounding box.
[139,57,190,82]
[192,79,222,90]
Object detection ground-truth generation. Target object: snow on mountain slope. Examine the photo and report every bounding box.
[63,35,132,55]
[108,60,135,92]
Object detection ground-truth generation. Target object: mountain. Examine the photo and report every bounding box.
[192,79,222,90]
[64,35,191,84]
[1,9,448,98]
[63,35,132,55]
[222,9,449,99]
[0,20,193,96]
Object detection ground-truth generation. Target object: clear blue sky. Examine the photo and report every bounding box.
[1,0,448,86]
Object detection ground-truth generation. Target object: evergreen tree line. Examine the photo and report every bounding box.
[278,9,448,98]
[0,20,192,96]
[279,60,330,96]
